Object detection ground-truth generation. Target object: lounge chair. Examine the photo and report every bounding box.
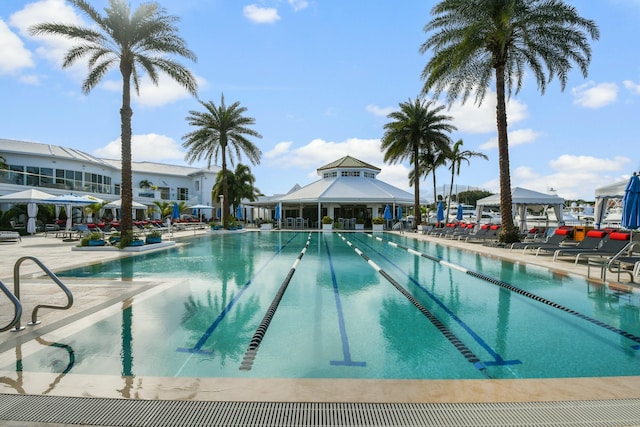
[536,230,609,259]
[0,231,21,242]
[446,223,475,239]
[464,225,500,243]
[572,232,632,264]
[510,227,572,253]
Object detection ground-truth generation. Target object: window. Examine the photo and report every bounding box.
[341,171,360,177]
[195,180,200,191]
[158,187,170,200]
[40,168,53,188]
[9,165,24,185]
[177,187,189,201]
[323,171,337,178]
[364,171,375,178]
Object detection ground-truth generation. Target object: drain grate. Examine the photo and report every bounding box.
[1,394,639,426]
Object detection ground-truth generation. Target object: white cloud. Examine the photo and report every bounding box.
[243,4,281,24]
[479,128,542,150]
[365,104,395,117]
[0,19,34,75]
[93,134,187,163]
[572,81,618,108]
[288,0,309,12]
[262,137,412,190]
[444,90,529,134]
[623,80,640,95]
[12,0,84,74]
[548,154,629,173]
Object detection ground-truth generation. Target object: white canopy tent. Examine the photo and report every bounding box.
[476,187,565,231]
[594,179,628,229]
[0,188,55,234]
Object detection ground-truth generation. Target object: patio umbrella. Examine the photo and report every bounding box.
[275,203,281,220]
[437,201,445,223]
[171,202,181,220]
[236,204,243,220]
[383,204,392,220]
[456,204,464,221]
[187,204,213,221]
[621,173,640,238]
[0,188,55,235]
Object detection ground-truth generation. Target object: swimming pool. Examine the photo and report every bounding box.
[3,231,640,381]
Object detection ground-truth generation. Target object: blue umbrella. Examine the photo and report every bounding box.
[456,203,464,221]
[397,206,402,219]
[274,204,281,220]
[437,201,445,223]
[622,173,640,233]
[171,202,180,220]
[236,204,243,219]
[383,204,392,220]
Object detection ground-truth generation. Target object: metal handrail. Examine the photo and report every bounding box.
[607,241,640,282]
[12,256,73,330]
[0,278,22,332]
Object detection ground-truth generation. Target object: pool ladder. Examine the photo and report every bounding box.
[0,256,73,332]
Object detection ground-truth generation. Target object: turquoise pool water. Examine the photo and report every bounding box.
[5,231,640,380]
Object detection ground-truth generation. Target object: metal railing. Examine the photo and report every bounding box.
[11,256,73,331]
[607,241,640,282]
[0,278,22,332]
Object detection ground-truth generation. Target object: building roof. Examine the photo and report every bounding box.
[316,155,381,173]
[101,159,219,177]
[1,138,116,169]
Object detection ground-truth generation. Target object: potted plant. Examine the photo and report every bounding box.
[108,232,121,245]
[145,230,162,244]
[372,217,384,232]
[355,217,365,230]
[128,236,144,247]
[322,216,333,231]
[83,231,106,246]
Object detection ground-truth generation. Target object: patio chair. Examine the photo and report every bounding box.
[572,232,633,264]
[464,225,500,243]
[535,230,609,259]
[0,231,21,243]
[509,227,572,253]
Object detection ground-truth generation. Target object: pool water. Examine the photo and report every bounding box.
[4,231,640,380]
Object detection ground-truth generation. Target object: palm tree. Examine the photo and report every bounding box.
[232,164,261,206]
[420,0,599,242]
[30,0,197,247]
[445,140,488,221]
[409,143,451,209]
[152,200,173,219]
[381,97,455,228]
[183,95,262,229]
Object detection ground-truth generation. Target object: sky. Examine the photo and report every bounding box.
[0,0,639,202]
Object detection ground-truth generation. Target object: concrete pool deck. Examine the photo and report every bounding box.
[1,228,640,425]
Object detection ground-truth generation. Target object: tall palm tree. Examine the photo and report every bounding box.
[213,164,261,215]
[409,143,451,209]
[183,95,262,229]
[30,0,197,247]
[445,140,488,221]
[420,0,598,242]
[382,97,455,228]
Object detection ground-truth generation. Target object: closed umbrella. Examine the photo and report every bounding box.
[456,204,464,221]
[26,202,38,235]
[236,204,243,220]
[383,204,392,220]
[622,173,640,240]
[274,204,281,220]
[437,201,445,224]
[171,202,181,220]
[397,206,402,220]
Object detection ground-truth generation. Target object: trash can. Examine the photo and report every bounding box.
[574,226,593,242]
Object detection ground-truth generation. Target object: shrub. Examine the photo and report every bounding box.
[372,217,384,224]
[321,216,333,224]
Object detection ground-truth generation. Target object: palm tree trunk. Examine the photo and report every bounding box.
[120,64,133,245]
[495,64,516,242]
[221,148,229,229]
[447,168,455,222]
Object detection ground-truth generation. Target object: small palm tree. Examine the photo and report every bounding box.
[139,180,153,190]
[381,97,455,228]
[183,95,262,229]
[445,140,488,221]
[420,0,598,242]
[30,0,197,246]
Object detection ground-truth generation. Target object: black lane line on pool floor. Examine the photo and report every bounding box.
[337,233,491,377]
[324,234,366,368]
[350,234,520,368]
[239,233,312,371]
[177,233,301,355]
[371,234,640,350]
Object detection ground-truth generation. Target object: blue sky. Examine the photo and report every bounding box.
[0,0,638,201]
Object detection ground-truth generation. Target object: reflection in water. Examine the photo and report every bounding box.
[121,299,134,377]
[0,345,25,394]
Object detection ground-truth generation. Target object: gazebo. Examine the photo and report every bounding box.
[250,156,417,229]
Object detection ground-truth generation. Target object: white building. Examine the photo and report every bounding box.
[0,138,220,219]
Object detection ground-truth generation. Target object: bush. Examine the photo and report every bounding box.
[321,216,333,224]
[372,217,384,224]
[147,230,162,238]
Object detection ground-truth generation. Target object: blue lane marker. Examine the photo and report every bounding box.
[352,234,520,368]
[177,233,300,354]
[324,235,366,367]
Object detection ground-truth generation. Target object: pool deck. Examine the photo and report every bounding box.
[1,228,640,425]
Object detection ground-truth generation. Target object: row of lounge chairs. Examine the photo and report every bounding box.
[425,223,502,243]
